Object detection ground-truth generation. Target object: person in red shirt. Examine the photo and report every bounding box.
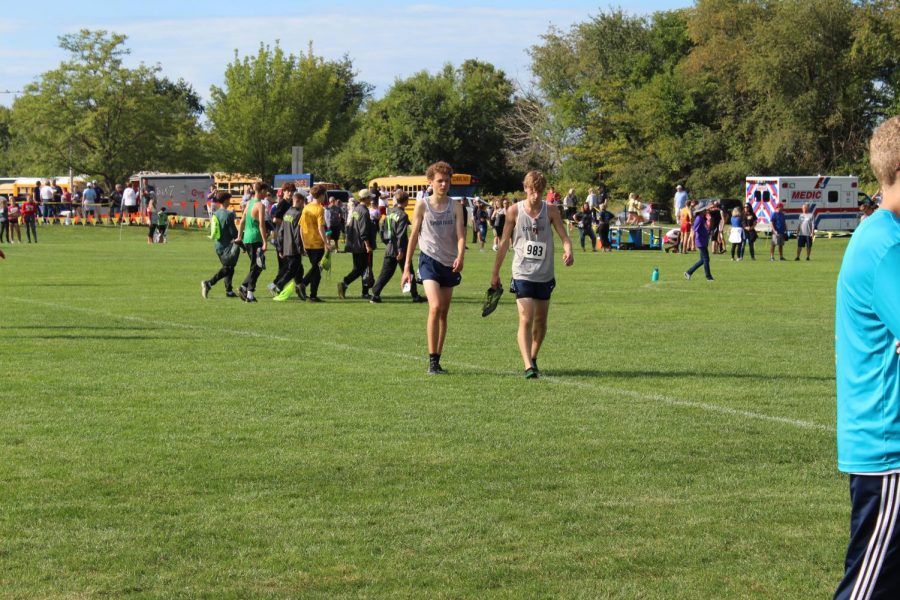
[7,198,21,242]
[21,196,38,243]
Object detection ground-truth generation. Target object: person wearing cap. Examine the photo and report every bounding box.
[338,189,374,300]
[769,202,787,261]
[401,161,466,375]
[834,115,900,600]
[201,191,239,299]
[491,170,574,379]
[683,202,714,281]
[370,191,424,304]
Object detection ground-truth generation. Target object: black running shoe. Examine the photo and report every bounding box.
[201,281,210,299]
[427,363,448,375]
[225,290,238,298]
[411,295,427,303]
[525,367,539,379]
[370,296,382,304]
[307,297,323,303]
[297,283,307,301]
[481,286,503,317]
[238,286,249,302]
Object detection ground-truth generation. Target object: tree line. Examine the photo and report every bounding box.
[1,0,898,203]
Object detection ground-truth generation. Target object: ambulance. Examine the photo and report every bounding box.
[745,176,861,231]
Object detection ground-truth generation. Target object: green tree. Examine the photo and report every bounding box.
[206,44,370,182]
[8,29,205,188]
[335,59,516,192]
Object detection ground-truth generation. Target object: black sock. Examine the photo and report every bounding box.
[531,357,538,369]
[429,353,440,365]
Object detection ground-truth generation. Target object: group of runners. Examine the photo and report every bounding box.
[201,161,574,378]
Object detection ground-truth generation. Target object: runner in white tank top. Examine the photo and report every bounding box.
[402,162,466,375]
[490,170,573,379]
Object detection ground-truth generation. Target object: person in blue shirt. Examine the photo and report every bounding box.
[683,203,713,281]
[834,115,900,600]
[769,202,787,261]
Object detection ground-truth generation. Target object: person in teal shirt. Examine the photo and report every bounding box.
[834,115,900,600]
[236,183,269,302]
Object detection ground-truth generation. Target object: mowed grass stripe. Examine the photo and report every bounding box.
[0,225,845,598]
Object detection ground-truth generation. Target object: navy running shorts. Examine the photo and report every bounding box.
[511,278,556,300]
[418,253,461,288]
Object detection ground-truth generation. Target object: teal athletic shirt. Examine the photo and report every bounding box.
[836,208,900,473]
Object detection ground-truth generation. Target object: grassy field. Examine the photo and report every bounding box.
[1,223,847,598]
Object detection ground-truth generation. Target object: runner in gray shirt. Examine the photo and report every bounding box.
[402,161,466,375]
[491,170,573,379]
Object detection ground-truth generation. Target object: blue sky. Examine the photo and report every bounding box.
[0,1,692,107]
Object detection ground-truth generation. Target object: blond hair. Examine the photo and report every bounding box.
[523,170,547,195]
[870,116,900,188]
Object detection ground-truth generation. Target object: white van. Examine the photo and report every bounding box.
[745,176,861,231]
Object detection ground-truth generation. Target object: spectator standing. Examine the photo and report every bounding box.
[679,200,696,253]
[794,203,814,261]
[22,195,37,242]
[121,182,139,223]
[0,198,8,243]
[742,203,758,260]
[833,115,900,600]
[586,187,598,211]
[109,184,123,220]
[674,184,688,218]
[728,207,744,260]
[82,183,97,220]
[596,202,614,251]
[769,202,787,261]
[325,197,345,250]
[475,200,489,251]
[684,203,714,281]
[577,202,596,252]
[39,180,54,223]
[7,198,21,242]
[51,180,63,217]
[709,200,724,254]
[563,188,577,230]
[490,197,507,251]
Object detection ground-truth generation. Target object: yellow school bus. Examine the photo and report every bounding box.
[213,172,260,215]
[368,174,480,218]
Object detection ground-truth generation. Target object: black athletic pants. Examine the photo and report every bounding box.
[372,253,419,298]
[302,248,325,298]
[835,473,900,600]
[273,255,304,291]
[24,217,37,242]
[208,252,236,292]
[579,227,596,250]
[598,224,611,248]
[343,251,370,293]
[241,242,265,292]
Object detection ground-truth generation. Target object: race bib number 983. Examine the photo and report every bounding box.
[524,240,547,260]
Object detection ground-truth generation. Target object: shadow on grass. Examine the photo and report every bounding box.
[19,334,171,341]
[547,368,834,383]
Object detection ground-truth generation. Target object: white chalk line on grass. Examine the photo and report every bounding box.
[7,297,834,433]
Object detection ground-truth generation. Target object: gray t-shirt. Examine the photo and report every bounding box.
[512,201,555,282]
[798,213,814,237]
[419,198,459,267]
[279,206,303,256]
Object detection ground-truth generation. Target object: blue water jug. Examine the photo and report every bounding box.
[651,267,659,282]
